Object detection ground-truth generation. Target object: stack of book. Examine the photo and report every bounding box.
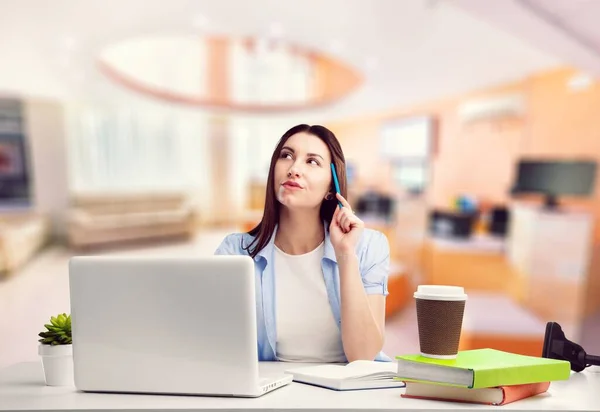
[395,348,571,406]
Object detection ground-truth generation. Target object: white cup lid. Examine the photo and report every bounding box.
[414,285,468,301]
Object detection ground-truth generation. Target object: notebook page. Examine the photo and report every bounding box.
[286,361,397,380]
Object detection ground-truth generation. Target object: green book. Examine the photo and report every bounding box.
[395,348,571,389]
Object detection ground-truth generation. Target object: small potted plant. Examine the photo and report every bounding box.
[38,313,74,386]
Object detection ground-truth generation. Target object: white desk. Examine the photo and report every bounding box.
[1,362,599,411]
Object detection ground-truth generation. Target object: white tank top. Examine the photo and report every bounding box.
[274,241,346,363]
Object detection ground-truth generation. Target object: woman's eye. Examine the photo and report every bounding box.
[308,158,320,166]
[280,152,292,159]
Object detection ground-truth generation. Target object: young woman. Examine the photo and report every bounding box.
[215,124,390,363]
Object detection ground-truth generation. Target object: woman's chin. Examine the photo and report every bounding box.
[278,198,298,208]
[278,199,321,210]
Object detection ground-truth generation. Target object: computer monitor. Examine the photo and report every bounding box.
[511,159,597,209]
[355,191,394,222]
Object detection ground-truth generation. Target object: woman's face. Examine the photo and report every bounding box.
[274,132,333,210]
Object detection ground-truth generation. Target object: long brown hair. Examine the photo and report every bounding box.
[243,124,347,258]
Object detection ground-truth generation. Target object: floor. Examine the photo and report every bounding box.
[0,228,422,369]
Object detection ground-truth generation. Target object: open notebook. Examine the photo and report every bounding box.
[284,360,405,391]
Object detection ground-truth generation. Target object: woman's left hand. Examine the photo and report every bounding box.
[329,193,364,258]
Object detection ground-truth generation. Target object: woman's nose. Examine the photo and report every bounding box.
[288,163,301,177]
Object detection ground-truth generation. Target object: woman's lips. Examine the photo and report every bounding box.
[282,181,303,190]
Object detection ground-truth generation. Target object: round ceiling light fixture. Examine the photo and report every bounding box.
[97,34,363,113]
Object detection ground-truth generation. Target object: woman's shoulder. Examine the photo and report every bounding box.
[354,227,390,263]
[358,227,390,250]
[221,231,255,243]
[214,232,256,255]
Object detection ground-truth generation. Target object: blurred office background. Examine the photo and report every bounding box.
[1,0,599,368]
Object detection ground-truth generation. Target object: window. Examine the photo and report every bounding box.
[66,101,211,197]
[380,116,435,192]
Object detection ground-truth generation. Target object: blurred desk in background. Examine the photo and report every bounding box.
[429,234,505,254]
[507,203,597,326]
[386,262,410,319]
[423,234,543,356]
[460,292,545,356]
[422,234,525,301]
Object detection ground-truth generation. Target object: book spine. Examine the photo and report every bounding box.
[473,363,569,388]
[401,382,550,406]
[499,382,550,405]
[401,394,494,405]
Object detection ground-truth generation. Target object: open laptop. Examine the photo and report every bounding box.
[69,255,292,397]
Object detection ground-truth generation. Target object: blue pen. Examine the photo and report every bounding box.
[330,163,344,208]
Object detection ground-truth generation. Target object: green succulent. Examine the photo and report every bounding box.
[38,313,72,345]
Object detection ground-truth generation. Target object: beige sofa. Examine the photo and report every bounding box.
[0,212,50,277]
[66,193,197,249]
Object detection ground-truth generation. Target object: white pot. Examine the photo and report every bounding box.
[38,344,74,386]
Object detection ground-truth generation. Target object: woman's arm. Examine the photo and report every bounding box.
[338,253,386,362]
[329,193,388,362]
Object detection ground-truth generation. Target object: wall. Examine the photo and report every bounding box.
[25,98,70,240]
[327,82,534,208]
[525,69,600,317]
[329,68,600,209]
[327,66,600,323]
[324,120,394,193]
[0,18,71,101]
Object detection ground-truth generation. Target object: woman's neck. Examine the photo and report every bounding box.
[275,207,324,255]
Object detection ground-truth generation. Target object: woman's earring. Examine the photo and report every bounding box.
[325,192,333,201]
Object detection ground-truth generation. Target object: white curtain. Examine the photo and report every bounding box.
[65,101,212,208]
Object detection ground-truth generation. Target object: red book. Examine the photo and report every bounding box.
[402,381,550,406]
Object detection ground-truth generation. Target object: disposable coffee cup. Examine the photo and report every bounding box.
[414,285,468,359]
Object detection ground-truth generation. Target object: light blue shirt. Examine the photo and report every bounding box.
[214,221,392,362]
